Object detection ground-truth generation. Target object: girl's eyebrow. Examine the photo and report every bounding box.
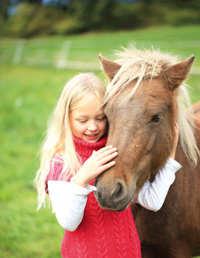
[97,109,105,115]
[75,110,105,118]
[77,113,105,118]
[96,113,105,116]
[76,115,88,118]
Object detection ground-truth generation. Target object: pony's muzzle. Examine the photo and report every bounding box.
[94,178,128,211]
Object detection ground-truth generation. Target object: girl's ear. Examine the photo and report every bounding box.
[162,56,195,91]
[99,54,121,82]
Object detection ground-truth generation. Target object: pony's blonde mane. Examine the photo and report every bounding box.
[104,47,200,166]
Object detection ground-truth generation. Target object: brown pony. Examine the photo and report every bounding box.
[94,48,200,258]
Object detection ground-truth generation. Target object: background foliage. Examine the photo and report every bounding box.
[1,0,200,38]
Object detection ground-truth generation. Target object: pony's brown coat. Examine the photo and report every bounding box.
[95,49,200,258]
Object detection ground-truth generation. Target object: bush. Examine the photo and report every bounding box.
[112,3,167,30]
[165,8,200,26]
[52,17,86,35]
[6,3,66,37]
[2,1,200,38]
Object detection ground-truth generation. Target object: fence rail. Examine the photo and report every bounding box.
[0,38,200,73]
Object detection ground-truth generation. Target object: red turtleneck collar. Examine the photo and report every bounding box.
[73,134,107,158]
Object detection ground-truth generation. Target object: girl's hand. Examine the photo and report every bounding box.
[73,146,118,188]
[169,122,179,159]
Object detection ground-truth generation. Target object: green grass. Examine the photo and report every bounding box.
[0,26,200,258]
[1,25,200,67]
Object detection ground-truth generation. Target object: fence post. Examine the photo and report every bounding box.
[13,39,25,64]
[57,41,71,69]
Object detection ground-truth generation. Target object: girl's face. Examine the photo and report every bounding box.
[69,98,107,143]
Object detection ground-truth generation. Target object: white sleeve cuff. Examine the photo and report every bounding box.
[70,177,97,194]
[166,158,182,173]
[134,158,182,212]
[48,180,94,231]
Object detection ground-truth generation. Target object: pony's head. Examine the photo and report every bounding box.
[94,48,197,211]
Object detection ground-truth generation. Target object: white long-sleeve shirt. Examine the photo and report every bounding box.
[48,158,181,232]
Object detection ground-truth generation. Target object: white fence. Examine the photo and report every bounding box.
[0,38,200,73]
[0,39,101,70]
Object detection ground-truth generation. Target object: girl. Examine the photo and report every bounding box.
[34,73,181,258]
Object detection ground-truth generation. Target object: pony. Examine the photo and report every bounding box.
[94,48,200,258]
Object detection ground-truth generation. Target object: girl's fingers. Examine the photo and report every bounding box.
[169,122,180,159]
[94,147,117,161]
[98,160,116,173]
[98,151,118,166]
[93,145,113,156]
[174,123,179,141]
[174,122,179,133]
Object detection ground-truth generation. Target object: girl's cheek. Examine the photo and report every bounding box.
[102,122,108,132]
[81,125,88,133]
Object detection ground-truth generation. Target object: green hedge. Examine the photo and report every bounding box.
[2,2,200,38]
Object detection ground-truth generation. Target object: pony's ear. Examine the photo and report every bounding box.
[162,56,195,91]
[99,54,121,82]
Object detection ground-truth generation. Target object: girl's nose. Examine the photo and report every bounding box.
[88,121,98,131]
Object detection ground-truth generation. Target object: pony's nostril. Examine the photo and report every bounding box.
[112,180,127,203]
[113,183,122,200]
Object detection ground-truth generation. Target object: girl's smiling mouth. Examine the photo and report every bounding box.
[84,133,99,141]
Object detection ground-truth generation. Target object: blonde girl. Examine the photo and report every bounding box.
[35,73,181,258]
[35,73,112,209]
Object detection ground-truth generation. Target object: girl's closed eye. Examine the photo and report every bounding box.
[96,116,107,121]
[75,117,88,123]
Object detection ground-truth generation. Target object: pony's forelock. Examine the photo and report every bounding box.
[104,47,178,103]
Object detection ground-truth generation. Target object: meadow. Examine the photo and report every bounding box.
[0,26,200,258]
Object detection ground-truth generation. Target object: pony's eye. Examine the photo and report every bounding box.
[151,114,162,123]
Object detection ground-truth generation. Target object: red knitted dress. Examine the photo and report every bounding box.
[46,135,141,258]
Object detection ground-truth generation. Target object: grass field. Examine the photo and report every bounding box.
[0,26,200,258]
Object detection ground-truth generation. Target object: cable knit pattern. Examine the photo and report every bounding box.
[127,210,141,258]
[74,223,88,258]
[46,135,141,258]
[89,188,109,257]
[112,211,128,257]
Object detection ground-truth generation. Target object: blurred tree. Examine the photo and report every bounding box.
[0,0,11,36]
[68,0,117,31]
[18,0,42,3]
[162,0,199,8]
[68,0,97,31]
[92,0,117,29]
[0,0,11,20]
[1,0,200,37]
[42,0,70,6]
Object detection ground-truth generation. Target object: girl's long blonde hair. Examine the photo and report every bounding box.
[34,73,106,210]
